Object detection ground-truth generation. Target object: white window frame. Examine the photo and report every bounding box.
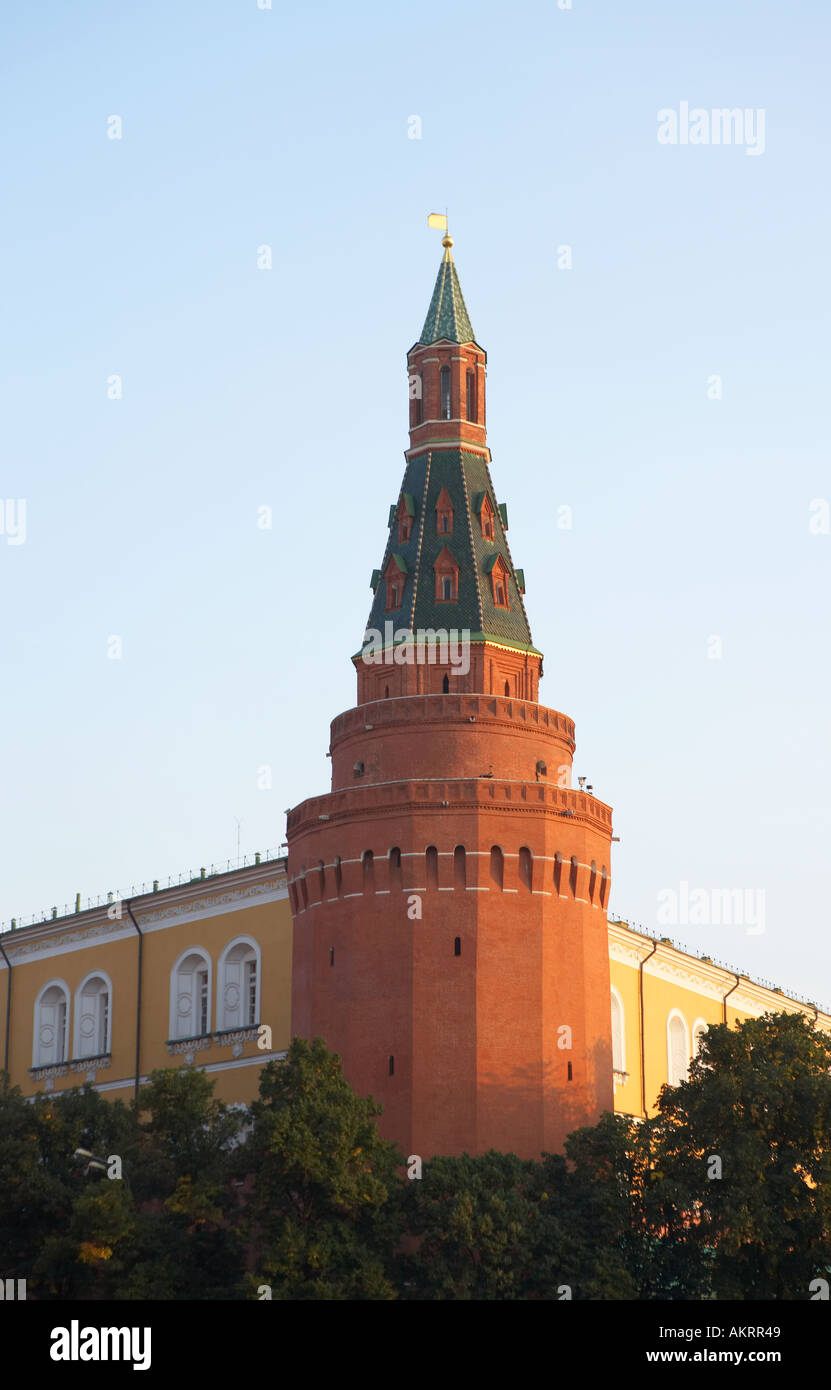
[74,970,113,1059]
[169,947,213,1041]
[217,936,262,1032]
[691,1017,709,1059]
[33,978,71,1068]
[666,1008,691,1086]
[610,984,626,1073]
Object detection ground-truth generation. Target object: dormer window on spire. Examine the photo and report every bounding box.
[383,554,408,611]
[397,494,416,544]
[434,546,459,603]
[479,492,495,541]
[435,487,454,536]
[485,553,511,610]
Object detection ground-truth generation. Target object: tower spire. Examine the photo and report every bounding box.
[418,235,475,346]
[358,241,540,703]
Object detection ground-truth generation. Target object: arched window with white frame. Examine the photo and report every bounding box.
[692,1018,708,1060]
[610,986,626,1073]
[170,948,212,1041]
[217,937,261,1032]
[74,971,112,1058]
[33,979,70,1067]
[667,1009,690,1086]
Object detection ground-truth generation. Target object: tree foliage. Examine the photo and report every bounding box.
[3,1012,830,1300]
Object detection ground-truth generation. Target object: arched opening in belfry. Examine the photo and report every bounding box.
[362,850,375,892]
[569,856,579,896]
[454,845,466,889]
[490,845,504,890]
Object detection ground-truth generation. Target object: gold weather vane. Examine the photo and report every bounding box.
[428,210,453,249]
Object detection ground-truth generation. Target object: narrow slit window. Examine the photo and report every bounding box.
[454,936,461,957]
[389,846,402,892]
[388,1055,395,1076]
[466,369,476,422]
[440,365,451,419]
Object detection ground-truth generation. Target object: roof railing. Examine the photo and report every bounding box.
[607,913,821,1013]
[1,847,288,935]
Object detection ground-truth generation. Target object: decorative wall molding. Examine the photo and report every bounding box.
[165,1036,212,1057]
[69,1054,111,1074]
[2,876,288,967]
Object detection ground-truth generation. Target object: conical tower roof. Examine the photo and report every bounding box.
[362,448,539,655]
[418,237,476,345]
[360,240,539,662]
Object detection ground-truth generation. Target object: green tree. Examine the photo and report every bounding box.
[0,1079,136,1298]
[649,1011,831,1299]
[0,1069,247,1300]
[240,1037,403,1300]
[533,1114,648,1300]
[401,1150,539,1299]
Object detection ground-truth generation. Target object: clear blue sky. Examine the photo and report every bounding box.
[2,0,829,1005]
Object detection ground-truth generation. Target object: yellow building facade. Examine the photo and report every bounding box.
[0,861,827,1126]
[608,919,831,1120]
[0,857,292,1107]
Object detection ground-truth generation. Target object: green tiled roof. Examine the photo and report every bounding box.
[360,448,538,655]
[418,246,475,345]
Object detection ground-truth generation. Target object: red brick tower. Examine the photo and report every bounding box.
[287,235,614,1159]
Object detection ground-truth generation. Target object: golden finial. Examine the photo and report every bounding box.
[441,233,453,249]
